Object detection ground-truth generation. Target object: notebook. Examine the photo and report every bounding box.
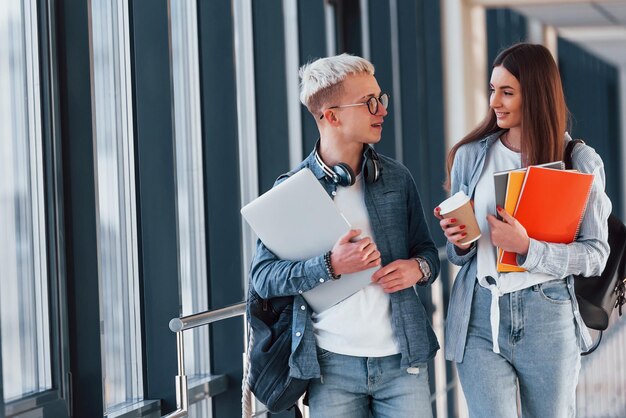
[493,161,564,221]
[494,161,564,271]
[240,168,379,312]
[500,166,594,267]
[497,171,527,271]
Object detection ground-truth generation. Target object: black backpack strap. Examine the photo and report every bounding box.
[564,138,585,170]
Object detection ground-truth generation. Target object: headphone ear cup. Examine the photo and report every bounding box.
[333,163,356,187]
[362,152,381,184]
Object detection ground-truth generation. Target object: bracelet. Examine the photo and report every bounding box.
[324,251,341,280]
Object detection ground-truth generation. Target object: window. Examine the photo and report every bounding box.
[170,0,212,392]
[90,0,143,411]
[0,0,52,402]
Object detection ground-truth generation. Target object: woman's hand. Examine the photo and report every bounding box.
[434,206,473,250]
[486,206,530,255]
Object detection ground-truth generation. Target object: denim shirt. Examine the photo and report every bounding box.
[445,131,612,363]
[249,149,441,380]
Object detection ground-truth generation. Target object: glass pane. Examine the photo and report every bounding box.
[0,0,52,401]
[90,0,143,412]
[188,397,211,418]
[170,0,212,382]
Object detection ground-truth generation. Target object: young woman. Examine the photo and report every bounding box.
[434,43,611,417]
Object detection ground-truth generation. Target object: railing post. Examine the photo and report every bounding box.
[164,302,248,417]
[162,331,188,418]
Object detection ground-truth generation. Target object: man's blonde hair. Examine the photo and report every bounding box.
[299,54,375,118]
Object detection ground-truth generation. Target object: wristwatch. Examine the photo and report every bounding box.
[414,257,431,284]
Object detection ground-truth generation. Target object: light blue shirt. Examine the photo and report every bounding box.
[444,131,612,362]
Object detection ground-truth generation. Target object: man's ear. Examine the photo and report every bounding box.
[324,110,340,126]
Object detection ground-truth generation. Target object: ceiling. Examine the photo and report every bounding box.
[510,1,626,67]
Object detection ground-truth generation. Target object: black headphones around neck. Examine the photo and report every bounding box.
[314,140,382,187]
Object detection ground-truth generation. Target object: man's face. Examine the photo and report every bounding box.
[332,73,387,145]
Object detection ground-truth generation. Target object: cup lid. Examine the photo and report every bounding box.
[438,191,470,215]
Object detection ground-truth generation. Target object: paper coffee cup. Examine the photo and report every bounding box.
[438,191,481,245]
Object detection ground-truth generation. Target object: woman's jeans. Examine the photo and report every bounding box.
[457,280,581,418]
[307,350,433,418]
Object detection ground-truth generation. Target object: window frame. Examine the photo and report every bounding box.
[1,0,71,415]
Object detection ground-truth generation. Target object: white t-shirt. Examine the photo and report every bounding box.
[475,137,555,353]
[312,175,400,357]
[475,138,521,281]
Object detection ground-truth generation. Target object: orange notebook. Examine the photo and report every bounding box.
[500,166,594,267]
[497,171,527,271]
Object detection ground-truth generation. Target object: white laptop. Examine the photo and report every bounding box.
[240,168,378,312]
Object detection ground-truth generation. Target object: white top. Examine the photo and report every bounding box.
[312,175,400,357]
[475,138,555,353]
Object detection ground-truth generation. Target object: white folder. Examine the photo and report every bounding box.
[241,168,378,312]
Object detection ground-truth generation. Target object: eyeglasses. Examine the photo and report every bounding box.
[319,93,390,119]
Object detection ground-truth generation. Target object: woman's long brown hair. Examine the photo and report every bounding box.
[444,43,569,191]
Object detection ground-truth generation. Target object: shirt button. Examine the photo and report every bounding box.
[300,305,306,310]
[331,191,337,196]
[319,278,325,283]
[298,290,303,294]
[295,332,302,337]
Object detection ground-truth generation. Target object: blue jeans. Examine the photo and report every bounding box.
[457,280,581,418]
[307,349,433,418]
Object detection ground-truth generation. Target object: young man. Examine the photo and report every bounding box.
[249,54,439,417]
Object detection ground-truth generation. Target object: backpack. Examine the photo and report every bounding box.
[564,139,626,354]
[245,289,308,416]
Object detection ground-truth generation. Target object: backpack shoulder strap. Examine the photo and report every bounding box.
[564,138,585,170]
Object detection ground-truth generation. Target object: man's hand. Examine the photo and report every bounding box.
[330,229,381,275]
[371,259,424,293]
[487,206,530,255]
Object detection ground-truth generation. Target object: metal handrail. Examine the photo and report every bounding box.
[164,301,247,418]
[169,302,246,332]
